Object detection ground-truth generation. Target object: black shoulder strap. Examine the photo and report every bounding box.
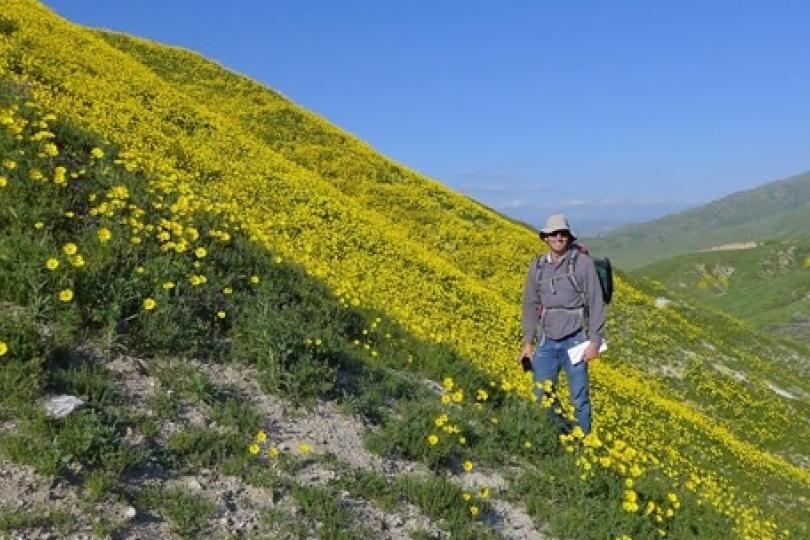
[535,253,547,284]
[567,250,583,294]
[534,254,548,302]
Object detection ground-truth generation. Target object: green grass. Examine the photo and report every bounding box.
[638,237,810,339]
[134,485,215,537]
[291,484,367,540]
[0,506,74,536]
[161,487,216,537]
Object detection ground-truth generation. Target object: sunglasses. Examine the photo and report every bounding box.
[541,230,570,239]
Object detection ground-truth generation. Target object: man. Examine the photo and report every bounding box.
[519,214,605,434]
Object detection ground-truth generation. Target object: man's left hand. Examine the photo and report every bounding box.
[583,342,600,362]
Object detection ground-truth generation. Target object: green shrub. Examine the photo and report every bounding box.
[0,309,48,413]
[160,487,215,537]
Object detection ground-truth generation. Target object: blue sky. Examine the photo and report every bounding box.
[43,1,810,234]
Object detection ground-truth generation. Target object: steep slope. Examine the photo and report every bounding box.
[584,170,810,269]
[0,2,809,538]
[638,238,810,339]
[93,30,532,301]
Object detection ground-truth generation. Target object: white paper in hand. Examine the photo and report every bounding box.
[567,341,607,365]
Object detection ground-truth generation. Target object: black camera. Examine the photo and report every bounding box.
[520,356,533,372]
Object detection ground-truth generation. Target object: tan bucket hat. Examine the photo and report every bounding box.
[539,214,577,240]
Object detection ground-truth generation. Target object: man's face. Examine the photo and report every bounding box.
[543,230,570,252]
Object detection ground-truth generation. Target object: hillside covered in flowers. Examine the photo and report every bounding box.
[0,1,808,538]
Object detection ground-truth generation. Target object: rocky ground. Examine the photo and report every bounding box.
[0,352,549,539]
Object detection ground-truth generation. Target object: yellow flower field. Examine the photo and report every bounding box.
[0,1,808,537]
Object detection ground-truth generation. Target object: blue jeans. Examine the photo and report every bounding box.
[531,330,592,434]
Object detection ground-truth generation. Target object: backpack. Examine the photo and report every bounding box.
[536,245,613,305]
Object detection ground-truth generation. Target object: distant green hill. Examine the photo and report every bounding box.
[584,171,810,269]
[638,237,810,339]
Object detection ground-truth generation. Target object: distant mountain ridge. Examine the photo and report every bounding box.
[584,170,810,269]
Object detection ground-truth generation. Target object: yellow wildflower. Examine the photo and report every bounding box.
[427,434,439,446]
[216,311,226,319]
[162,281,175,290]
[250,275,260,284]
[45,258,59,270]
[41,142,58,156]
[97,228,112,242]
[53,166,67,185]
[62,243,78,256]
[267,446,279,458]
[70,255,85,268]
[298,442,312,455]
[143,298,156,311]
[248,443,260,455]
[2,159,16,169]
[34,222,44,230]
[256,430,267,443]
[0,176,6,188]
[194,246,207,258]
[0,341,7,357]
[469,505,479,517]
[90,147,104,159]
[59,289,74,302]
[463,460,474,472]
[223,286,233,295]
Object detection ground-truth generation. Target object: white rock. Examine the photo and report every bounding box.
[125,506,137,520]
[44,395,85,419]
[767,382,797,399]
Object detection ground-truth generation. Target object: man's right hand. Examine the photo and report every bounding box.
[518,343,533,363]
